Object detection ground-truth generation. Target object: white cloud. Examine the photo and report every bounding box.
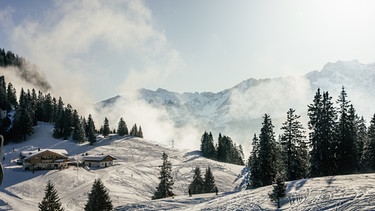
[1,0,194,148]
[3,0,179,114]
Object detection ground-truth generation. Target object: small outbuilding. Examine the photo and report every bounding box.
[82,155,116,168]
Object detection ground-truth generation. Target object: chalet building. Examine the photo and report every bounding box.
[21,149,69,171]
[20,149,68,160]
[83,155,116,168]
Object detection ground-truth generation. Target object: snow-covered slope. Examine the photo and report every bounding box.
[97,60,375,155]
[119,173,375,210]
[2,123,375,210]
[0,123,245,210]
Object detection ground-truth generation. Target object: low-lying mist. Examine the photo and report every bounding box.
[92,92,202,151]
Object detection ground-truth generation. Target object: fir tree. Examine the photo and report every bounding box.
[215,135,244,164]
[257,114,278,187]
[130,124,138,137]
[117,117,128,136]
[362,114,375,172]
[268,175,286,209]
[280,108,308,181]
[231,143,245,165]
[0,76,8,110]
[357,116,367,171]
[62,104,73,139]
[203,166,216,193]
[7,82,17,109]
[189,166,204,194]
[84,179,113,211]
[38,180,64,211]
[200,131,216,158]
[87,114,96,145]
[73,116,87,143]
[308,89,336,176]
[35,90,45,122]
[53,97,65,138]
[152,152,174,199]
[12,88,33,141]
[30,89,37,125]
[248,134,261,188]
[216,133,226,162]
[43,94,53,123]
[102,117,110,137]
[335,87,357,174]
[137,126,143,138]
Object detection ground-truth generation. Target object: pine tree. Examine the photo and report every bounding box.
[268,175,286,209]
[152,152,174,199]
[216,133,226,162]
[30,89,38,125]
[0,76,8,110]
[189,166,204,194]
[200,131,216,158]
[53,97,65,138]
[7,82,17,109]
[137,126,143,138]
[38,180,64,211]
[203,166,216,193]
[280,108,308,181]
[362,114,375,172]
[117,117,128,136]
[308,89,336,176]
[12,88,33,141]
[35,90,45,122]
[335,87,357,174]
[62,104,73,139]
[257,114,278,187]
[102,117,110,137]
[231,143,245,165]
[84,179,113,211]
[43,94,53,122]
[73,116,87,143]
[87,114,96,145]
[248,134,262,188]
[357,116,367,171]
[130,124,138,137]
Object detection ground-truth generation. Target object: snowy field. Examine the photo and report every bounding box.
[1,123,375,210]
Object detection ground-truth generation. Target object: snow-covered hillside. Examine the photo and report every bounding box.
[96,60,375,156]
[0,123,245,210]
[1,123,375,210]
[119,173,375,210]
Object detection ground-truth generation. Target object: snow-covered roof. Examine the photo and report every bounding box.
[23,149,68,161]
[83,155,116,162]
[21,149,68,157]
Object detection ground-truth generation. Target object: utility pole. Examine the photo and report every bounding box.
[172,139,174,148]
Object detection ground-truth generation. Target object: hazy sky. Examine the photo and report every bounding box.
[1,0,375,102]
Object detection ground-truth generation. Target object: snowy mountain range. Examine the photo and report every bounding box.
[97,60,375,151]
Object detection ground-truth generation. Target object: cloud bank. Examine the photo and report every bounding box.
[0,0,182,112]
[0,0,196,149]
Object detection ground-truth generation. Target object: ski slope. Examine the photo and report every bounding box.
[1,123,375,210]
[0,123,245,210]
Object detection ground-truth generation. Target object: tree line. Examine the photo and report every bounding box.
[200,131,245,165]
[0,76,143,144]
[0,48,51,91]
[249,87,375,189]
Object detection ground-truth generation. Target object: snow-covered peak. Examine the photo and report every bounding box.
[97,60,375,157]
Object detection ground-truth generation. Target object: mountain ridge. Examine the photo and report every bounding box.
[96,60,375,153]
